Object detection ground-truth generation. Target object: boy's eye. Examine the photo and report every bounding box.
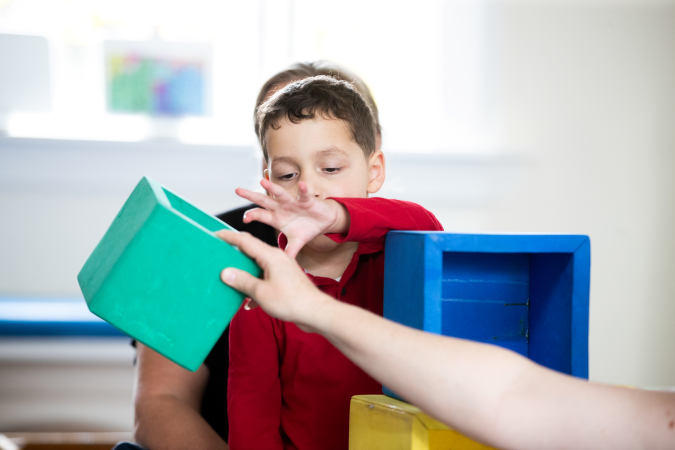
[276,173,297,181]
[323,167,342,174]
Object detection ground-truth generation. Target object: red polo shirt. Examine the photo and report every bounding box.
[228,198,443,450]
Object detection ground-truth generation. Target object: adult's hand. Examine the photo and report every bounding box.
[216,230,332,332]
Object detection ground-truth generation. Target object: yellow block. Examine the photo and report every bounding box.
[349,395,499,450]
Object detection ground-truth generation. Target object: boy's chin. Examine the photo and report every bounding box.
[303,235,341,252]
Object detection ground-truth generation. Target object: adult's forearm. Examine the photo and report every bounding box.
[309,299,675,450]
[135,395,228,450]
[310,299,519,445]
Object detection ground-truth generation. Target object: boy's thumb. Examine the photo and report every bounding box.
[221,268,258,298]
[284,238,304,259]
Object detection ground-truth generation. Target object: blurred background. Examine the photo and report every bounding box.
[1,0,674,435]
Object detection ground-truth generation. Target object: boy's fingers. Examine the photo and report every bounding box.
[221,267,259,298]
[284,238,305,259]
[261,179,294,204]
[298,182,312,203]
[243,208,275,226]
[236,188,278,210]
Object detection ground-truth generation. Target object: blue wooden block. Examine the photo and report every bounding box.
[383,232,590,399]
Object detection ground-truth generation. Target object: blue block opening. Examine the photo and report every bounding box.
[440,251,575,371]
[529,253,574,374]
[442,252,530,357]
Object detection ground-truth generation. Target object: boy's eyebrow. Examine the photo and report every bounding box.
[315,147,349,158]
[270,156,297,165]
[271,147,349,166]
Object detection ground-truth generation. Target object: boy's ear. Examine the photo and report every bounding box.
[367,151,386,195]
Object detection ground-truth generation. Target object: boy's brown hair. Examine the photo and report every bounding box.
[254,61,381,138]
[256,75,377,162]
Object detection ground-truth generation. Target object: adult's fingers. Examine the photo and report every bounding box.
[235,188,278,210]
[260,179,294,204]
[216,230,279,270]
[220,267,260,298]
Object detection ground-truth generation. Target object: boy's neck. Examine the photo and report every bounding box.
[296,241,359,280]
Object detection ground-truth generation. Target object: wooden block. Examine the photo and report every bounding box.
[77,176,261,371]
[383,232,590,399]
[349,395,498,450]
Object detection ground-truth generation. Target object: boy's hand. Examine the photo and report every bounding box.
[235,179,349,258]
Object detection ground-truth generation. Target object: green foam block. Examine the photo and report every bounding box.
[77,176,261,371]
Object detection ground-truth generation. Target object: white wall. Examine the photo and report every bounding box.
[431,1,675,387]
[399,0,675,387]
[485,0,675,386]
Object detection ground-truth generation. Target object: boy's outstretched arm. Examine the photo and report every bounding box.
[236,179,443,256]
[217,230,675,450]
[235,179,350,257]
[325,197,443,247]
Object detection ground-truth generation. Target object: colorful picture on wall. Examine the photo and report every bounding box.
[105,41,211,117]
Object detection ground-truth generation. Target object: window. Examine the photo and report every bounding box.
[0,0,499,152]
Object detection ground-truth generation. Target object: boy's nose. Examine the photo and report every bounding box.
[299,175,322,199]
[305,186,321,198]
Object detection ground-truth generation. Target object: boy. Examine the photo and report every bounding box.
[228,76,443,450]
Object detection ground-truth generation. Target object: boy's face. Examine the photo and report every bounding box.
[265,115,385,252]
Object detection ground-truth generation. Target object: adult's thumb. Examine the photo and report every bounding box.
[221,268,259,298]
